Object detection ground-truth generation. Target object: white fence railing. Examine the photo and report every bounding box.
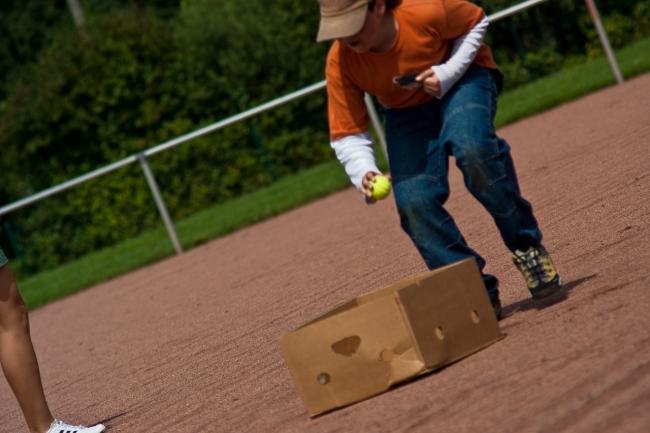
[0,0,623,254]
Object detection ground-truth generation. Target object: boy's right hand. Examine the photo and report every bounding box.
[361,171,391,204]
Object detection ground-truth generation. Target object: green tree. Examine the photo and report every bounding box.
[0,1,332,275]
[0,1,69,101]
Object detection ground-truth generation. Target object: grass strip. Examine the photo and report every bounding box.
[496,38,650,127]
[20,161,349,308]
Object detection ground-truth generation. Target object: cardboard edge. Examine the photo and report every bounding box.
[392,289,427,369]
[414,331,506,379]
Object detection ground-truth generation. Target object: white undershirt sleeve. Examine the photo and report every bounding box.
[432,15,489,98]
[330,132,380,190]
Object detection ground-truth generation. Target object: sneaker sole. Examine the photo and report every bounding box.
[530,276,562,299]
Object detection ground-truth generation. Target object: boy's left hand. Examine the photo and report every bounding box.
[416,68,441,97]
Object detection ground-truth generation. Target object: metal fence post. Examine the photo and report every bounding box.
[364,93,388,164]
[585,0,624,84]
[137,153,183,254]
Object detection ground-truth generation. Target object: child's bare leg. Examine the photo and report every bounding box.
[0,265,54,433]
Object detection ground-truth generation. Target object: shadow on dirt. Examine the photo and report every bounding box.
[502,274,598,318]
[96,411,129,427]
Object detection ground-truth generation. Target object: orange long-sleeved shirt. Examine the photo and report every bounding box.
[326,0,497,139]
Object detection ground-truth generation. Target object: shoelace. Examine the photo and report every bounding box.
[516,249,549,283]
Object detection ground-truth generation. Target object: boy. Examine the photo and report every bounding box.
[316,0,561,318]
[0,247,105,433]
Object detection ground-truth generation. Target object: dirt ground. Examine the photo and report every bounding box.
[1,73,649,433]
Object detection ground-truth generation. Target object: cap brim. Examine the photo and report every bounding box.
[316,5,368,42]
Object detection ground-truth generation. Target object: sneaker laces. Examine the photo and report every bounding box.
[513,247,556,287]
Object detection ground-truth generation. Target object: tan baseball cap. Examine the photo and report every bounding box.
[316,0,371,42]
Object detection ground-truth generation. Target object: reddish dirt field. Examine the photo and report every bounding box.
[2,73,649,433]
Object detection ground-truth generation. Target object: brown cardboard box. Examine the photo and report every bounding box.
[279,258,503,416]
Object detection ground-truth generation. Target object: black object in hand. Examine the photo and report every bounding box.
[394,72,419,87]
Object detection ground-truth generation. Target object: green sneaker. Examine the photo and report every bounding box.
[512,245,561,299]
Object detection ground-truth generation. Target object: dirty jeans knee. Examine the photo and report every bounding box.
[458,146,516,216]
[457,147,542,251]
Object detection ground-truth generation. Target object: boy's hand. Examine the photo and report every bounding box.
[416,68,441,97]
[361,171,391,204]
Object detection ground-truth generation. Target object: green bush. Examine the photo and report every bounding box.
[0,3,331,276]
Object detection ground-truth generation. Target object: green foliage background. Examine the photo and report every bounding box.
[477,0,650,88]
[0,0,648,277]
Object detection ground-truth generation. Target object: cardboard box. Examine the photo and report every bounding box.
[279,258,503,416]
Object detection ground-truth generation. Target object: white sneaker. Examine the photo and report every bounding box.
[46,419,106,433]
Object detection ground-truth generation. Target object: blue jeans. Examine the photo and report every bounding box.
[384,66,542,300]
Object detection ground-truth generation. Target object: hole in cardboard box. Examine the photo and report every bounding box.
[331,335,361,356]
[471,309,480,324]
[317,373,330,385]
[380,349,395,362]
[435,326,445,340]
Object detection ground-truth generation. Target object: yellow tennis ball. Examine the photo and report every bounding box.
[371,175,391,200]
